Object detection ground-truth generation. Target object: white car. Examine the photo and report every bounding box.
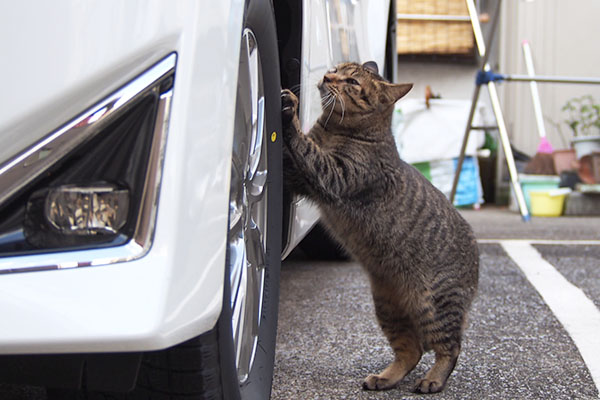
[0,0,396,398]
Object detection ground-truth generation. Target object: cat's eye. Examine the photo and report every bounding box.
[345,78,359,85]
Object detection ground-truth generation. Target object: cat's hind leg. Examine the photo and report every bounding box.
[363,329,422,390]
[414,342,460,393]
[363,294,423,391]
[416,311,465,393]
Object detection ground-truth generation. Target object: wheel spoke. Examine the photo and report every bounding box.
[246,221,266,337]
[248,33,260,169]
[248,169,267,200]
[237,260,255,381]
[231,256,247,369]
[246,220,266,271]
[229,232,246,309]
[233,33,253,178]
[229,163,245,232]
[252,263,265,338]
[248,97,265,182]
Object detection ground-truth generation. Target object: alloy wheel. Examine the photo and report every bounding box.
[228,28,269,384]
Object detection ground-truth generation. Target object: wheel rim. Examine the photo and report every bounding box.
[228,28,268,384]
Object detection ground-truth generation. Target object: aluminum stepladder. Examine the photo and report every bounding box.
[450,0,600,220]
[449,0,530,220]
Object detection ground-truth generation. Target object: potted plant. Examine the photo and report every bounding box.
[562,95,600,158]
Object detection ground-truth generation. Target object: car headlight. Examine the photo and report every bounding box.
[0,53,175,271]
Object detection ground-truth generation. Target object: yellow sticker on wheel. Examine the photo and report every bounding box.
[271,131,277,142]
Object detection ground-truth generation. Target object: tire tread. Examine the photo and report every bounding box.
[133,330,223,399]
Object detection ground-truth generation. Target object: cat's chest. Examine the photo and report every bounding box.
[319,196,386,239]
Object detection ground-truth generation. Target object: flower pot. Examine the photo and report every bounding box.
[576,155,596,184]
[552,149,576,174]
[592,152,600,183]
[571,135,600,159]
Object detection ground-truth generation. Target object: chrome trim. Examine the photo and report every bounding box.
[133,88,172,254]
[0,53,176,274]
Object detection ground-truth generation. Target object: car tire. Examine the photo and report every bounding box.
[46,1,282,399]
[219,0,283,399]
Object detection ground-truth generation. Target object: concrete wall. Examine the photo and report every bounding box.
[499,0,600,154]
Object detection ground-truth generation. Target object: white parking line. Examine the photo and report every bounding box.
[500,240,600,393]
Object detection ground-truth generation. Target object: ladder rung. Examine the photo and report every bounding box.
[470,125,499,130]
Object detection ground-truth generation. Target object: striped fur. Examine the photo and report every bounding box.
[281,62,479,394]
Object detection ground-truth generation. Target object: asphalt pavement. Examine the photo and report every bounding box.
[272,207,600,400]
[1,207,599,399]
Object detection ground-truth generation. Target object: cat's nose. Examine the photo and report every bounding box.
[323,74,334,83]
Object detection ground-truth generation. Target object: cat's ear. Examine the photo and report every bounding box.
[362,61,379,74]
[380,82,413,104]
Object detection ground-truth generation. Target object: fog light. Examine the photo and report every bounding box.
[23,183,130,249]
[45,185,129,235]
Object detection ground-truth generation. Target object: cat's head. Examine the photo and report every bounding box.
[317,61,412,123]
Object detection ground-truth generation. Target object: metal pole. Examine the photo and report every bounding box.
[503,74,600,85]
[487,81,530,220]
[522,41,547,140]
[449,84,482,204]
[466,0,486,57]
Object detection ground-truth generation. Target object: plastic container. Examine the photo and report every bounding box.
[518,174,560,211]
[529,188,571,217]
[552,149,576,174]
[572,135,600,159]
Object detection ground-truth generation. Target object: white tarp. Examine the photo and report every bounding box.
[393,98,486,164]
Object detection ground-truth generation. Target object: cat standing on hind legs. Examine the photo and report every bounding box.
[281,61,479,394]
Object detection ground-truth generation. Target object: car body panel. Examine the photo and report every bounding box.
[0,0,391,354]
[283,0,390,257]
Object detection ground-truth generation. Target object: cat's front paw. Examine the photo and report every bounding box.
[362,374,395,391]
[281,89,299,125]
[414,377,445,394]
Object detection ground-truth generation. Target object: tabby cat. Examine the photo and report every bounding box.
[281,61,479,394]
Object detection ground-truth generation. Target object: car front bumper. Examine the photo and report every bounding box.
[0,0,245,354]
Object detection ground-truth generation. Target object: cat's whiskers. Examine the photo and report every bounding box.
[338,95,346,124]
[322,97,335,110]
[289,75,320,96]
[321,92,335,108]
[323,95,337,128]
[288,83,302,95]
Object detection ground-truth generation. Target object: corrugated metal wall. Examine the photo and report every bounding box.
[499,0,600,155]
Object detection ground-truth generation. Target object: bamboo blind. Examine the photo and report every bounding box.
[397,0,475,55]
